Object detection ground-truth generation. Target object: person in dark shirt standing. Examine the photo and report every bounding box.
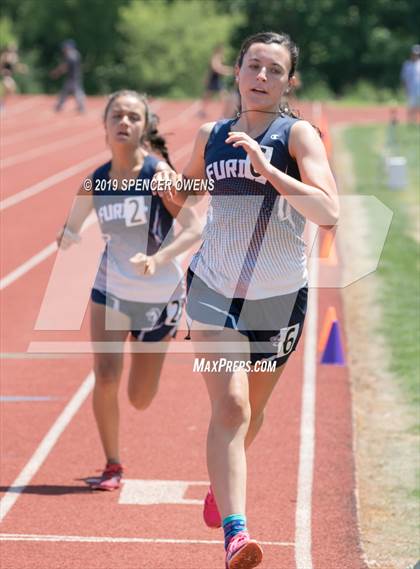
[198,44,233,118]
[51,39,86,113]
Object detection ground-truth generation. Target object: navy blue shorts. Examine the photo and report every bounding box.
[186,269,307,367]
[91,288,184,342]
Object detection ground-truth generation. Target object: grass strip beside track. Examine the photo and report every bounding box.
[344,124,420,409]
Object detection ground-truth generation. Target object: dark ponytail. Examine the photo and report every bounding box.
[143,111,176,171]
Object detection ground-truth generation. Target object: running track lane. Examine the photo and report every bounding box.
[0,98,203,489]
[1,96,368,568]
[0,100,199,275]
[0,96,201,485]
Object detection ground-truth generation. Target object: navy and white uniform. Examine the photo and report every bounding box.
[187,116,308,366]
[91,155,185,341]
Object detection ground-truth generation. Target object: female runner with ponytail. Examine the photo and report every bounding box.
[57,90,201,490]
[154,33,338,568]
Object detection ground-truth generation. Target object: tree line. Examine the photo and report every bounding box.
[1,0,418,99]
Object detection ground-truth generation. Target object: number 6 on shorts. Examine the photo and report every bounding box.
[270,324,300,357]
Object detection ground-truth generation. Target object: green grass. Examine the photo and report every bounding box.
[343,124,420,406]
[300,80,405,105]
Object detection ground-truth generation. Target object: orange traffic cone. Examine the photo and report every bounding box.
[320,114,332,159]
[319,229,338,266]
[318,306,338,352]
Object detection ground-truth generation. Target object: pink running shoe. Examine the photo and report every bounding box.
[203,486,221,528]
[89,462,123,491]
[225,531,263,569]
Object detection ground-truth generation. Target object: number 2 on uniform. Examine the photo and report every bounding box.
[165,301,183,325]
[125,197,148,227]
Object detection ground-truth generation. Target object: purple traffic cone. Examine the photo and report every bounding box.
[320,320,345,365]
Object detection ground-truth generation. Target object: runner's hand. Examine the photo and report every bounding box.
[225,131,271,177]
[151,169,183,203]
[130,253,158,276]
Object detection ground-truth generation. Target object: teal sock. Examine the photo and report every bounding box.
[222,514,247,550]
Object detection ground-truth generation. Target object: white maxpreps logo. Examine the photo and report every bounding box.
[270,134,281,140]
[34,195,396,352]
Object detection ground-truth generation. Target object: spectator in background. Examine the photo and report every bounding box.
[198,44,233,118]
[400,44,420,123]
[50,39,86,113]
[0,43,27,109]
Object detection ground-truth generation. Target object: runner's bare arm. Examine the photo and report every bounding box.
[153,199,203,265]
[57,177,94,249]
[271,121,338,226]
[152,122,215,208]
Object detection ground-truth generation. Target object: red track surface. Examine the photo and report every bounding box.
[0,95,380,569]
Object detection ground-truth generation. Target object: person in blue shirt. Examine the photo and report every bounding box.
[198,44,233,118]
[51,39,86,113]
[401,44,420,123]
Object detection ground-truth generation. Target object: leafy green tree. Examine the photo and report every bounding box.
[4,0,131,93]
[0,17,17,49]
[119,0,240,97]
[227,0,420,95]
[2,0,418,97]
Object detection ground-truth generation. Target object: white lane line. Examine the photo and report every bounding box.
[0,213,97,290]
[0,113,99,147]
[0,102,198,523]
[294,222,319,569]
[0,101,196,212]
[0,396,56,402]
[0,98,46,118]
[25,341,285,355]
[0,243,56,290]
[0,129,103,168]
[0,100,163,147]
[0,151,109,212]
[0,533,294,547]
[0,372,94,523]
[0,353,71,359]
